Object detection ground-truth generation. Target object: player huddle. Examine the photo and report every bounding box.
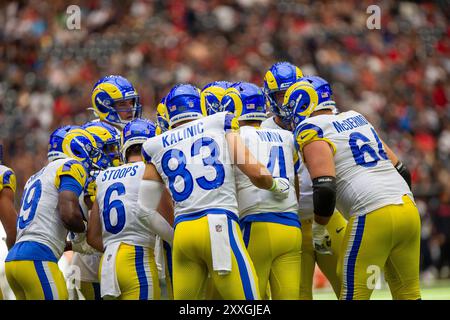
[0,62,421,300]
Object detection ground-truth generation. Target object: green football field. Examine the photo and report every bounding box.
[313,280,450,300]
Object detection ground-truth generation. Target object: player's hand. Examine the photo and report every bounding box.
[312,221,332,255]
[70,230,97,255]
[269,177,290,199]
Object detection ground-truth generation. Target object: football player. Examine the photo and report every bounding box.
[90,75,142,131]
[5,128,100,300]
[287,80,419,300]
[221,82,302,299]
[0,145,18,250]
[262,61,303,131]
[262,65,347,299]
[139,83,290,300]
[66,121,122,300]
[0,145,18,300]
[87,118,173,300]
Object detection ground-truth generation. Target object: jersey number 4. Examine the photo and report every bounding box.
[161,137,225,202]
[349,128,388,168]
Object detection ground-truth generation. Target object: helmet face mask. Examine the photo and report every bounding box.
[263,62,303,121]
[282,81,319,128]
[201,81,231,116]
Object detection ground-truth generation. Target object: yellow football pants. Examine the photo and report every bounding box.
[5,260,68,300]
[79,281,101,300]
[244,222,302,299]
[300,211,347,299]
[173,215,260,300]
[337,195,421,300]
[99,243,160,300]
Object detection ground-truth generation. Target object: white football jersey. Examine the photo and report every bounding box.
[16,158,88,258]
[236,126,298,218]
[96,162,156,249]
[142,112,238,219]
[262,116,315,220]
[295,110,413,219]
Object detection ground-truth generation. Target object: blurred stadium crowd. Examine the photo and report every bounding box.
[0,0,449,280]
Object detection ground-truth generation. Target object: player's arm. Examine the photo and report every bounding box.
[296,122,336,255]
[86,199,104,252]
[56,161,88,233]
[303,140,336,226]
[382,140,412,189]
[157,186,174,226]
[0,180,17,249]
[139,163,174,246]
[294,174,300,202]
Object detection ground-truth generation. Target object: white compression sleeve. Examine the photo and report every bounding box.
[137,179,174,246]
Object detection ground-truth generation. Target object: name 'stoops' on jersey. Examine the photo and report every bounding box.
[100,164,140,182]
[95,162,156,248]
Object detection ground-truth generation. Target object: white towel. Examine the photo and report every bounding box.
[207,214,232,275]
[154,235,166,280]
[100,242,121,299]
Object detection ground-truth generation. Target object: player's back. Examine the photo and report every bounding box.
[16,158,84,258]
[96,161,156,248]
[262,116,315,219]
[236,126,298,218]
[296,110,412,218]
[142,112,238,222]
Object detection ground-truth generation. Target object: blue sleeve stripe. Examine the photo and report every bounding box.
[298,123,324,138]
[59,175,83,196]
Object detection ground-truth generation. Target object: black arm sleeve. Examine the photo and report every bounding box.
[395,161,412,189]
[312,176,336,218]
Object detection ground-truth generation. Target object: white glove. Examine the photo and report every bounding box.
[70,231,97,255]
[269,177,290,199]
[312,221,332,255]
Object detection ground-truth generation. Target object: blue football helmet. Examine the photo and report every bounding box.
[156,96,169,134]
[201,81,232,116]
[48,125,81,162]
[282,81,319,128]
[220,82,266,121]
[82,121,122,169]
[165,84,204,126]
[121,118,156,161]
[61,128,101,172]
[263,62,303,123]
[90,75,142,128]
[297,76,335,112]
